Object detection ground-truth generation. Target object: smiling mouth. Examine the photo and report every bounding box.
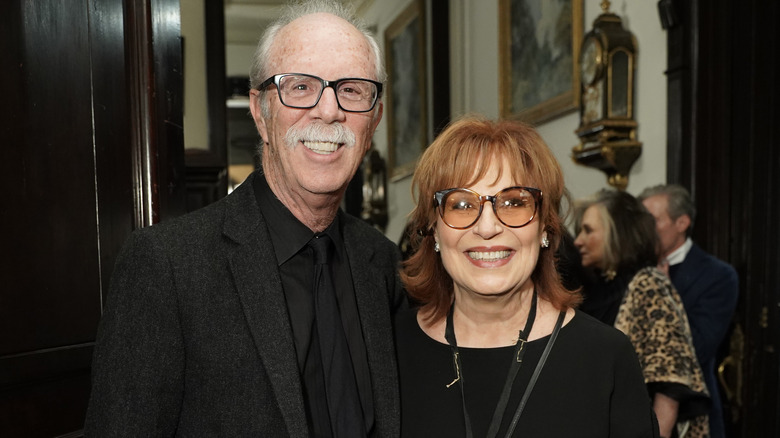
[303,140,340,155]
[467,250,511,262]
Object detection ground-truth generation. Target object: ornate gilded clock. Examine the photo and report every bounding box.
[572,1,641,190]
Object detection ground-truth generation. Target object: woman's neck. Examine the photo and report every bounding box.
[449,286,536,348]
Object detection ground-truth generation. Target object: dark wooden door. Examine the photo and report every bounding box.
[665,0,780,435]
[0,0,184,435]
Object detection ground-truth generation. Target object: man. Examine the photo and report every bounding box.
[639,184,738,438]
[85,1,404,436]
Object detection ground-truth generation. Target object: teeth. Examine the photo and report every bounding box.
[304,141,339,154]
[468,250,511,261]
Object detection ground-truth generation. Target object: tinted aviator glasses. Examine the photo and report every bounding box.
[433,186,543,229]
[258,73,383,113]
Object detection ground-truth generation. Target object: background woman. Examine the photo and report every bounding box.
[395,116,658,437]
[573,189,710,438]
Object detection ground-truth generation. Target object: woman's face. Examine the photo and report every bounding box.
[574,205,606,269]
[434,160,545,299]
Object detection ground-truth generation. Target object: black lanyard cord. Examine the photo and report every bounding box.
[504,310,566,437]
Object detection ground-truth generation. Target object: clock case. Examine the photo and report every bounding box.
[573,8,641,190]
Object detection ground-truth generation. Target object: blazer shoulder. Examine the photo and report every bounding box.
[115,185,267,276]
[685,243,738,281]
[124,201,225,253]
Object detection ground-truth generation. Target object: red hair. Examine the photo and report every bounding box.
[401,116,581,323]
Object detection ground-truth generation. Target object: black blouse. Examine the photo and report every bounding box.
[394,308,659,438]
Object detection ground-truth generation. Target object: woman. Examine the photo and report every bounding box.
[395,116,658,437]
[574,190,710,438]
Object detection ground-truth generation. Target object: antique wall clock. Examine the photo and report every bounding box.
[572,0,640,190]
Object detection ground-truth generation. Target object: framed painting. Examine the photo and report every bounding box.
[499,0,583,124]
[384,0,427,180]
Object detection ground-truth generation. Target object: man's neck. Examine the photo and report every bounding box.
[263,164,344,233]
[274,188,342,233]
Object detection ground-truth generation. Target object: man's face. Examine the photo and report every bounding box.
[249,13,383,205]
[642,194,688,258]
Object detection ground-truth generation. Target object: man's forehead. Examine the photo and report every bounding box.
[270,14,372,68]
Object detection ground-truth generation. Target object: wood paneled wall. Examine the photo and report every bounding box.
[0,0,185,435]
[665,0,780,435]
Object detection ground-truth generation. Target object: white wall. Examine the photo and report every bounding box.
[226,44,257,78]
[181,0,210,150]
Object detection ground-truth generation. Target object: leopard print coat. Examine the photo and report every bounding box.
[614,266,710,438]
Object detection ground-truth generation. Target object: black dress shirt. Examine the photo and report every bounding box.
[253,171,374,436]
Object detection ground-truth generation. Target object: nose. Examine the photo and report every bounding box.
[472,201,503,239]
[310,86,345,123]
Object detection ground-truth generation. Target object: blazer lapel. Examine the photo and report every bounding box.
[343,222,388,358]
[222,176,309,437]
[343,217,401,436]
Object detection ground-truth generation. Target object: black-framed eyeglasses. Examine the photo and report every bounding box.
[433,186,542,229]
[258,73,383,113]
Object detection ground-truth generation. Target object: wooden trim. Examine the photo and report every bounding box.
[430,0,450,137]
[204,0,227,168]
[125,0,187,226]
[125,0,159,228]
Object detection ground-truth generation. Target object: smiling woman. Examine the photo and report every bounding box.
[394,115,659,437]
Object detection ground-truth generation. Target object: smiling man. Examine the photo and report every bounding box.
[85,1,404,436]
[249,8,383,233]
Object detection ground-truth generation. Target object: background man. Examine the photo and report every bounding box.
[85,1,404,436]
[639,184,739,438]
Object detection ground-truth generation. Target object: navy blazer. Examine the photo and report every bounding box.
[671,243,738,368]
[671,242,738,438]
[85,172,404,437]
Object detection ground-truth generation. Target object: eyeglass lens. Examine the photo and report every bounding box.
[439,187,538,229]
[277,74,378,112]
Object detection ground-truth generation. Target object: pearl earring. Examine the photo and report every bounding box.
[541,235,550,248]
[434,242,440,253]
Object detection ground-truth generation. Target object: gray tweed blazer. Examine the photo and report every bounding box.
[85,171,403,437]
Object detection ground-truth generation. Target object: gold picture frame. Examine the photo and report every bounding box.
[499,0,583,124]
[384,0,427,180]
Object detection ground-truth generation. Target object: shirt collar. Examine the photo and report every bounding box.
[666,237,693,266]
[253,169,343,265]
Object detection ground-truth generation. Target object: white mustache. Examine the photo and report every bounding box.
[284,122,356,149]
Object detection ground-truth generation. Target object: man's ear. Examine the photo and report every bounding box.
[674,214,692,234]
[249,89,269,142]
[371,101,384,134]
[360,102,383,155]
